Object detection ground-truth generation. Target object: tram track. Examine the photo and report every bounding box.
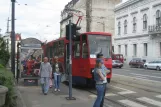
[85,79,161,107]
[63,76,161,107]
[86,89,126,107]
[111,80,161,94]
[64,83,150,107]
[86,87,153,107]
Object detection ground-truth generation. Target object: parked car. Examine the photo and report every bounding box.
[144,60,161,71]
[112,60,123,68]
[112,54,124,63]
[129,58,146,68]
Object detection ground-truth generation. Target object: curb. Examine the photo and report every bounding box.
[15,86,27,107]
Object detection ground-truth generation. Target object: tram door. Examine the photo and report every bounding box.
[80,35,89,77]
[73,38,81,76]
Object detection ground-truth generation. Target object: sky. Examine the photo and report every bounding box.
[0,0,127,42]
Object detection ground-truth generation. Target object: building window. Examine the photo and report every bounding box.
[133,17,137,32]
[125,45,127,56]
[133,44,137,56]
[144,43,148,56]
[156,10,161,26]
[118,45,121,53]
[112,46,114,53]
[82,35,88,58]
[124,20,127,34]
[118,22,121,35]
[143,14,147,30]
[74,42,80,58]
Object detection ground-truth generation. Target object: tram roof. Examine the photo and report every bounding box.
[46,32,112,45]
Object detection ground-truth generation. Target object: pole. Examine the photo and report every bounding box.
[7,17,10,33]
[16,43,19,83]
[11,0,16,77]
[69,20,72,99]
[66,20,76,100]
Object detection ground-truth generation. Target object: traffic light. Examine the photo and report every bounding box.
[66,23,81,40]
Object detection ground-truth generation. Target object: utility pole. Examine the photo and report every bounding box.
[6,17,10,33]
[11,0,16,77]
[86,0,92,32]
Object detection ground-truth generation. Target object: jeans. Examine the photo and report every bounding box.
[53,73,61,89]
[40,77,50,94]
[93,84,105,107]
[100,83,107,107]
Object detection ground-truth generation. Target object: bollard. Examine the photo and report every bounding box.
[0,85,8,107]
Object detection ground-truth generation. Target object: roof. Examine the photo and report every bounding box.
[21,38,42,46]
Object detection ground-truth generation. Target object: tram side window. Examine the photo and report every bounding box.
[53,42,59,57]
[58,41,64,57]
[53,41,64,57]
[82,35,88,58]
[74,42,80,58]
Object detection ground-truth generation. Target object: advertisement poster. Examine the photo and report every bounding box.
[20,44,42,77]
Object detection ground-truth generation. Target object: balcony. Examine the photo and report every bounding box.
[148,24,161,35]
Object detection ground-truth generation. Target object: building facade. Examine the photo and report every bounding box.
[60,0,121,43]
[3,33,21,53]
[114,0,161,63]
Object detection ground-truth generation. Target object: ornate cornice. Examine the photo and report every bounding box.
[116,14,128,20]
[114,34,149,40]
[140,7,149,12]
[153,2,161,7]
[131,11,138,15]
[115,0,140,12]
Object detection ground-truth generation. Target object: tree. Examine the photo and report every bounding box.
[0,37,10,66]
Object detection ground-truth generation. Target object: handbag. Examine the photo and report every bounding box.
[61,73,67,82]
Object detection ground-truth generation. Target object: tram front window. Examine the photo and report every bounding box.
[88,35,111,58]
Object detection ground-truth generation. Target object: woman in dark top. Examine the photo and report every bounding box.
[52,56,64,92]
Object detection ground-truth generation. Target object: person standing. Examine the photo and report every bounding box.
[40,57,52,95]
[97,53,110,107]
[52,56,64,92]
[93,58,106,107]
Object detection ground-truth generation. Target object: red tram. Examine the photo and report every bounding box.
[42,32,112,85]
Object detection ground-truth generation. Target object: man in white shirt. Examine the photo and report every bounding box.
[40,57,52,95]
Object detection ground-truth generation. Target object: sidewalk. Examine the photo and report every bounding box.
[17,79,95,107]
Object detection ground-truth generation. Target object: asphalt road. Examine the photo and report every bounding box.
[112,66,161,82]
[87,66,161,107]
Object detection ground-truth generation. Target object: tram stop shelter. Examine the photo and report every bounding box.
[19,43,43,86]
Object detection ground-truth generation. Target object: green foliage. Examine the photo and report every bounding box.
[0,37,10,66]
[0,37,6,50]
[0,64,4,68]
[0,68,16,107]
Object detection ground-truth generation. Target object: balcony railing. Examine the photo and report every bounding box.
[148,24,161,34]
